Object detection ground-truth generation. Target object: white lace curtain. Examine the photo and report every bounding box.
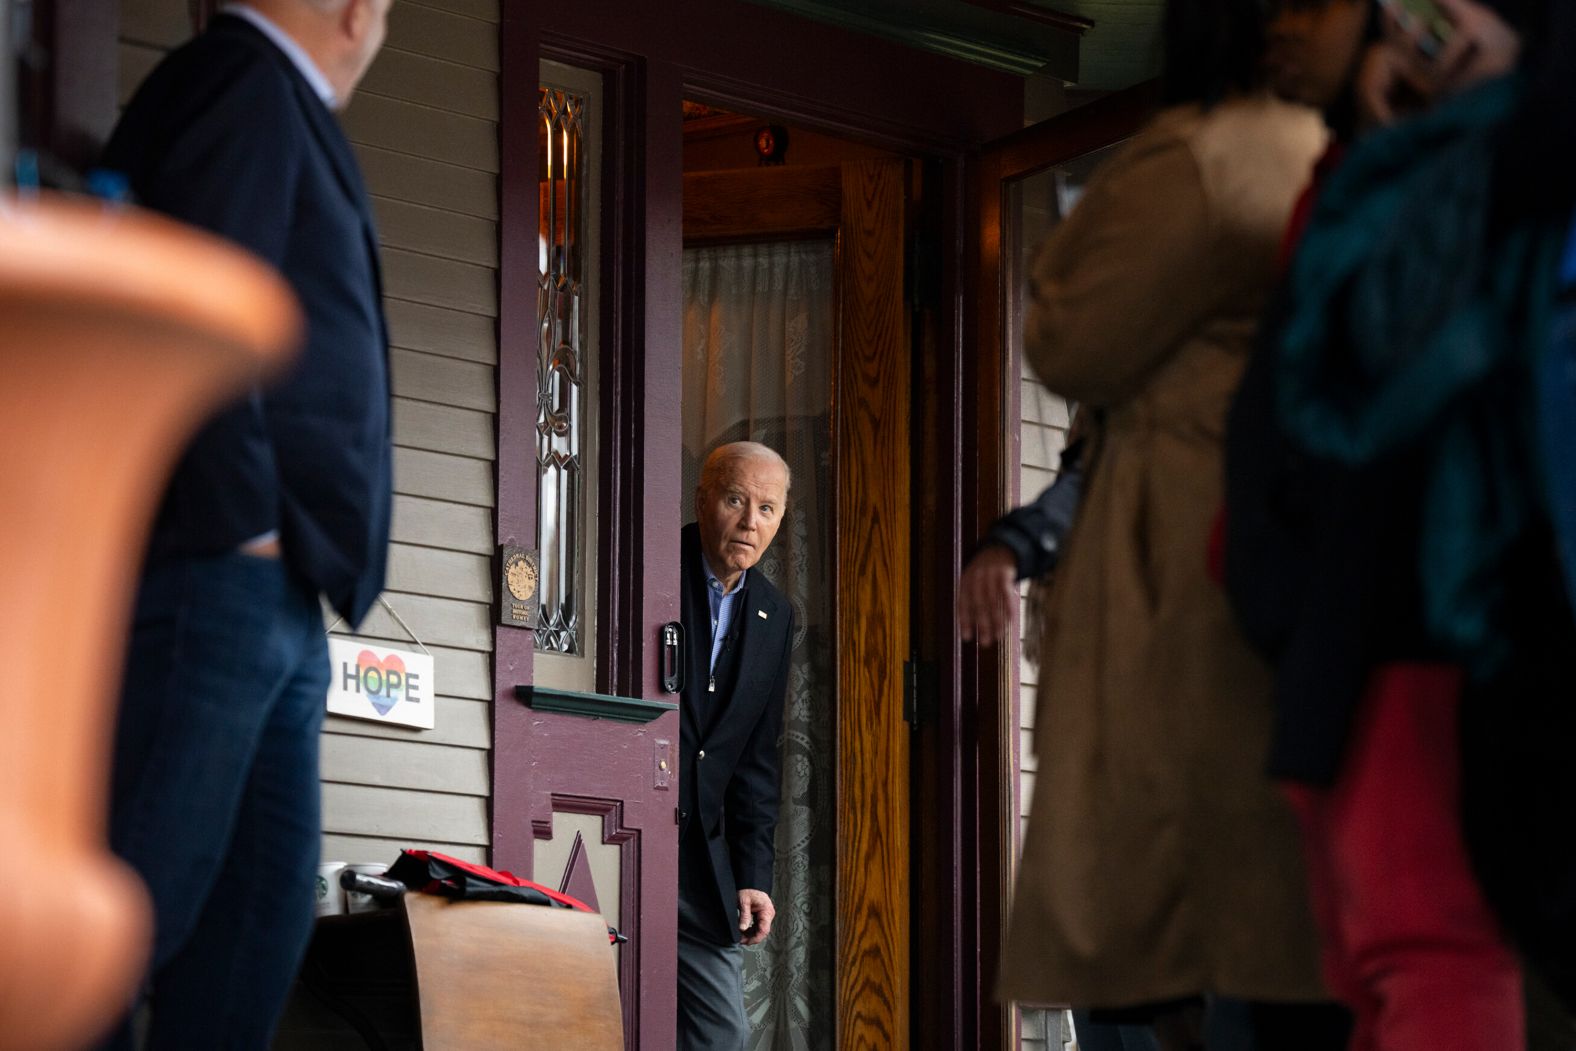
[682,239,836,1051]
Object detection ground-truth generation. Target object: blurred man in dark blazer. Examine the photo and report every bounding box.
[678,442,795,1049]
[99,0,391,1044]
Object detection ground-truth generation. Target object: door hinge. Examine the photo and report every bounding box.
[903,659,938,727]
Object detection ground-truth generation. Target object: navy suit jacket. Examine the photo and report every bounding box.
[678,523,793,945]
[103,14,391,623]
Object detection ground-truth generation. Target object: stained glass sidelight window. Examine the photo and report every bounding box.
[536,84,587,654]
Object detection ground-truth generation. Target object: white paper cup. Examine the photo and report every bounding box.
[343,862,389,914]
[315,862,347,917]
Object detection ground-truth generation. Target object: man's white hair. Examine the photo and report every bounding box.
[698,441,791,495]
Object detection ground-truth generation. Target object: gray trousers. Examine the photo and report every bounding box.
[677,885,749,1050]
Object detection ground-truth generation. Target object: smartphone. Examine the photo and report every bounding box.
[1376,0,1455,57]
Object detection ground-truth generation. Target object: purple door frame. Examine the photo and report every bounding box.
[491,4,1023,1046]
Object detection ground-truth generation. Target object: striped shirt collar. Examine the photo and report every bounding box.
[703,560,747,598]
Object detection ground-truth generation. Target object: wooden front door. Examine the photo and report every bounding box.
[684,159,913,1047]
[496,3,1023,1047]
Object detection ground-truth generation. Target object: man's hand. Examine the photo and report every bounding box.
[737,889,775,946]
[1360,0,1521,126]
[957,544,1018,647]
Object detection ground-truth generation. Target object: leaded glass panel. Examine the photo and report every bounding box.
[536,85,587,654]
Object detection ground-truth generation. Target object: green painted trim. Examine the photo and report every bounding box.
[515,685,678,724]
[745,0,1056,75]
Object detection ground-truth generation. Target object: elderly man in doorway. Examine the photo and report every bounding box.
[98,0,393,1044]
[678,441,796,1048]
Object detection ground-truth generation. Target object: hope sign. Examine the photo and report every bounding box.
[341,650,424,716]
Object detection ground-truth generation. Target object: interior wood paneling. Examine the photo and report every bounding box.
[320,782,489,845]
[836,158,911,1051]
[392,398,496,460]
[683,165,841,242]
[320,736,490,796]
[374,197,499,268]
[343,93,499,173]
[359,47,499,120]
[383,248,499,316]
[394,447,496,508]
[391,494,495,555]
[357,145,500,220]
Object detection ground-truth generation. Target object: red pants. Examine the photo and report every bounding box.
[1285,663,1524,1051]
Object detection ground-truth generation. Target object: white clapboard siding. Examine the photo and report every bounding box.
[1015,374,1070,845]
[392,399,495,460]
[322,833,485,867]
[390,347,495,410]
[120,0,188,49]
[391,494,493,555]
[385,541,493,600]
[323,783,490,844]
[402,0,498,25]
[386,299,497,363]
[374,198,498,268]
[358,144,499,221]
[393,447,495,508]
[333,9,503,850]
[320,736,490,796]
[385,1,498,71]
[359,49,498,121]
[383,248,498,315]
[114,0,502,884]
[349,592,492,652]
[326,694,490,749]
[342,95,499,173]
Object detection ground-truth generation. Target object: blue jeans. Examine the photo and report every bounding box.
[101,551,328,1050]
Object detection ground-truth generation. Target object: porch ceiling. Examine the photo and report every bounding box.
[740,0,1163,91]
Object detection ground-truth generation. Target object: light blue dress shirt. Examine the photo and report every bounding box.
[703,562,746,688]
[223,4,337,108]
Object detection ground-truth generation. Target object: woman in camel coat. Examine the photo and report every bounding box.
[997,0,1330,1019]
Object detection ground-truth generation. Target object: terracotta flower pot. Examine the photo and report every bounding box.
[0,194,300,1050]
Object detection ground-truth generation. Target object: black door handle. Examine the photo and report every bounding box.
[660,621,684,694]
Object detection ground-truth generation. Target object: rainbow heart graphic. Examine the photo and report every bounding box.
[357,650,407,716]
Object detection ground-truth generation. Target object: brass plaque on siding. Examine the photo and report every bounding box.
[498,545,539,629]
